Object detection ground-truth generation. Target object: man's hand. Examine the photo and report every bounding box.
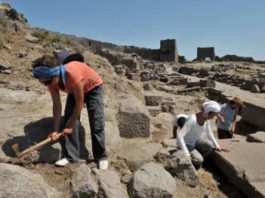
[216,147,230,152]
[216,113,225,124]
[62,128,73,135]
[186,154,192,161]
[49,132,61,142]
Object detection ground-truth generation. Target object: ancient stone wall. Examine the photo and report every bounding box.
[124,47,160,61]
[197,47,215,61]
[81,37,179,63]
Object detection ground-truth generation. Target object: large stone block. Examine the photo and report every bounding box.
[210,140,265,198]
[127,73,141,81]
[117,98,150,138]
[148,107,160,117]
[129,162,176,198]
[167,150,199,187]
[0,163,61,198]
[145,95,163,106]
[199,79,216,88]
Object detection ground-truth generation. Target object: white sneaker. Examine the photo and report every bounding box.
[55,158,70,167]
[98,159,108,170]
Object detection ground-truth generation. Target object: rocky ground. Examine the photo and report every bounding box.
[1,3,264,198]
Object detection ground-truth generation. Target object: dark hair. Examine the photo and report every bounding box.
[32,55,61,68]
[177,117,186,128]
[229,101,235,105]
[62,53,84,64]
[207,111,218,117]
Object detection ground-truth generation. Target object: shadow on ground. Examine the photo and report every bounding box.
[2,117,89,163]
[203,159,247,198]
[236,119,260,136]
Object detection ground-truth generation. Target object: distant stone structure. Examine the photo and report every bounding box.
[197,47,215,61]
[160,39,178,62]
[178,56,186,64]
[82,37,180,63]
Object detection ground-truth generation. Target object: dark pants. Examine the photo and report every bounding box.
[187,139,214,169]
[217,128,232,139]
[60,85,107,162]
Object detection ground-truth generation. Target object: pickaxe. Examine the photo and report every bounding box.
[11,133,63,159]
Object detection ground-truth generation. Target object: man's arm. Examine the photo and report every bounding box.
[206,122,220,149]
[50,89,62,132]
[64,81,84,132]
[172,126,178,139]
[48,89,62,141]
[206,122,230,152]
[177,118,192,156]
[230,116,237,134]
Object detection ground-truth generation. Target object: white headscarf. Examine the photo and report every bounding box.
[202,100,221,114]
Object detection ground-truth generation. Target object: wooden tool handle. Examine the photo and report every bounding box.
[18,137,52,158]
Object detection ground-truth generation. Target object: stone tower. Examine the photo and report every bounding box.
[197,47,215,61]
[160,39,178,62]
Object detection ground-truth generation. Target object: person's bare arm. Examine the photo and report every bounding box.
[49,89,62,141]
[172,126,178,138]
[230,116,237,135]
[64,81,84,133]
[216,113,225,124]
[50,89,62,131]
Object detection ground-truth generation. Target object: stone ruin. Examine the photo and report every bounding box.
[197,47,215,61]
[160,39,178,62]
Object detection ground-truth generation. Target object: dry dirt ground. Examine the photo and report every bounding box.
[0,85,245,198]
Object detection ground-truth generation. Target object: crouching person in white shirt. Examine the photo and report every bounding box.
[177,101,229,169]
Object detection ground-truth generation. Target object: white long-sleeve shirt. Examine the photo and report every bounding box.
[177,114,220,156]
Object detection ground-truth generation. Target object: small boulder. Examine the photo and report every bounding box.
[93,169,129,198]
[143,83,153,91]
[251,84,260,93]
[0,163,60,198]
[167,150,199,187]
[145,95,163,106]
[25,33,39,43]
[71,164,98,198]
[0,61,11,70]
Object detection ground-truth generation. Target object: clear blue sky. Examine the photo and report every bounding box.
[3,0,265,60]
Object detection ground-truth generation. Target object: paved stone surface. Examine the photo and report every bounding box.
[210,136,265,198]
[247,131,265,143]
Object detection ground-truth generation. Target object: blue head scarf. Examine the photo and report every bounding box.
[33,65,66,86]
